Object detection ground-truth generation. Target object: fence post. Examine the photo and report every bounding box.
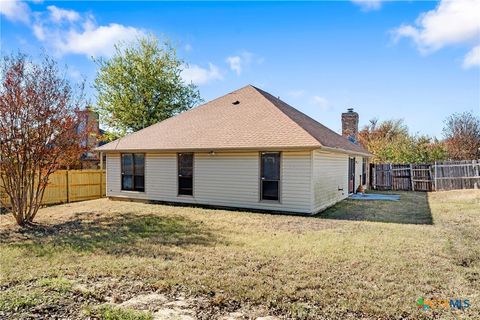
[371,163,376,190]
[65,170,70,203]
[410,164,414,191]
[98,171,102,198]
[434,161,437,192]
[474,159,479,189]
[389,163,393,191]
[100,152,104,197]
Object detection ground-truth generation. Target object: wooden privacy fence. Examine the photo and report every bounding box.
[435,160,480,191]
[371,160,480,192]
[0,169,106,207]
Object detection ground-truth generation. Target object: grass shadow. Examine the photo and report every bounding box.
[0,212,218,257]
[317,191,433,225]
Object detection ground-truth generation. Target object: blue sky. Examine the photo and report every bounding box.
[1,0,479,138]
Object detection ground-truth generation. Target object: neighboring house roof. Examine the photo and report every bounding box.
[96,85,371,156]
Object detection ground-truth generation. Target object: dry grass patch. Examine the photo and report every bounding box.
[0,190,479,319]
[319,191,433,224]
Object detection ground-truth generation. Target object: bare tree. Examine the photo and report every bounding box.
[0,53,88,226]
[443,111,480,160]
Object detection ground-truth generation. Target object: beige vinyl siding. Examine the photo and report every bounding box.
[106,154,122,197]
[355,156,364,188]
[106,151,312,214]
[311,150,349,213]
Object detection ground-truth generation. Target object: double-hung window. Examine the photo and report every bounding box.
[260,152,281,201]
[121,153,145,192]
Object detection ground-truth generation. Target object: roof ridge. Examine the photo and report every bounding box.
[251,86,325,146]
[252,86,370,154]
[253,87,330,137]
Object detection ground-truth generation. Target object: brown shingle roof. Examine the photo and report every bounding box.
[97,85,371,155]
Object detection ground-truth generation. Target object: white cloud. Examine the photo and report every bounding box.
[32,8,144,57]
[0,0,30,24]
[32,22,46,40]
[59,23,142,57]
[312,96,330,111]
[1,1,144,58]
[351,0,384,11]
[394,25,419,44]
[47,5,80,23]
[226,51,262,75]
[463,45,480,69]
[226,56,242,75]
[393,0,480,52]
[393,0,480,68]
[182,63,223,85]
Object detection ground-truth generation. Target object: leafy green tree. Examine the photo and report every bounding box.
[358,119,447,163]
[94,35,201,135]
[409,136,448,163]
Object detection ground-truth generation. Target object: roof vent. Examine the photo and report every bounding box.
[232,100,240,105]
[347,135,357,144]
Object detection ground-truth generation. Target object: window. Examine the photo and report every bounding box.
[178,153,193,196]
[121,153,145,191]
[260,152,280,201]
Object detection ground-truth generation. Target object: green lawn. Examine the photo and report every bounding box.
[0,190,479,319]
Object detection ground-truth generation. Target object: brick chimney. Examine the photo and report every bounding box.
[342,108,359,142]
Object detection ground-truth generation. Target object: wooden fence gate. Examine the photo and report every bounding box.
[411,164,433,191]
[371,160,479,192]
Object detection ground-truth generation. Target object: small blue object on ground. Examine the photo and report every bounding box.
[349,193,401,201]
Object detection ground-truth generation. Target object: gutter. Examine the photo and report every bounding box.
[320,145,373,157]
[95,145,372,157]
[95,146,320,153]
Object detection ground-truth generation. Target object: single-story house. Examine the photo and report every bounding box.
[97,85,372,214]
